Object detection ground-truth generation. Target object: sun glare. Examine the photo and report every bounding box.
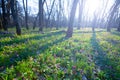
[86,0,100,13]
[76,0,101,18]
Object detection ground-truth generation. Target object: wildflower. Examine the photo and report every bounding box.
[56,63,60,68]
[30,57,33,61]
[54,54,57,58]
[72,66,76,69]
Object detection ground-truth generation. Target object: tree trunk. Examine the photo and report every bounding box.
[66,0,79,38]
[107,1,119,32]
[39,0,44,32]
[56,0,61,30]
[92,13,97,32]
[117,27,120,31]
[77,0,84,30]
[107,26,111,32]
[33,13,39,30]
[56,10,60,30]
[23,0,28,30]
[92,27,95,32]
[25,0,28,30]
[117,23,120,31]
[45,0,55,28]
[2,0,8,31]
[10,0,21,35]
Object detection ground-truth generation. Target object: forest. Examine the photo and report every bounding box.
[0,0,120,80]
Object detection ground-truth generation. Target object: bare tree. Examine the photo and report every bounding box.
[66,0,79,38]
[45,0,55,28]
[23,0,28,30]
[92,13,97,32]
[107,0,120,32]
[77,0,84,29]
[56,0,62,30]
[10,0,21,35]
[33,13,39,30]
[118,22,120,31]
[39,0,45,32]
[1,0,8,31]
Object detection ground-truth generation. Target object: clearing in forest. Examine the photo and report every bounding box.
[0,28,120,80]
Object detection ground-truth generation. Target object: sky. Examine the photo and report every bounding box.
[18,0,114,19]
[19,0,38,15]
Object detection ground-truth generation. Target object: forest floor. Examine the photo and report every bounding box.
[0,28,120,80]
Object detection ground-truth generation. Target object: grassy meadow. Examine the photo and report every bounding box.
[0,28,120,80]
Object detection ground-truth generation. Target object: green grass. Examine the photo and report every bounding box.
[0,28,120,80]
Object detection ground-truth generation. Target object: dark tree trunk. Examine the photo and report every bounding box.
[33,13,39,30]
[25,0,28,30]
[92,13,97,32]
[92,27,95,32]
[45,0,55,28]
[56,0,62,30]
[107,26,111,32]
[10,0,21,35]
[107,1,120,32]
[56,10,60,30]
[117,23,120,31]
[2,0,8,31]
[39,0,44,32]
[66,0,79,38]
[23,0,28,30]
[117,27,120,31]
[25,11,28,30]
[77,0,83,30]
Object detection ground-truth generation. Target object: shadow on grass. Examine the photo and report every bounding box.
[110,31,120,36]
[0,30,65,51]
[74,30,106,34]
[0,36,67,72]
[90,31,118,79]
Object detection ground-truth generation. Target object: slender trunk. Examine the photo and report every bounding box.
[33,13,39,30]
[66,0,79,38]
[2,0,8,31]
[23,0,28,30]
[117,27,120,31]
[46,0,55,28]
[118,23,120,31]
[39,0,43,32]
[0,11,2,30]
[77,0,84,30]
[57,0,61,29]
[107,1,119,32]
[92,13,97,32]
[25,0,28,29]
[92,27,95,32]
[56,10,60,30]
[10,0,21,35]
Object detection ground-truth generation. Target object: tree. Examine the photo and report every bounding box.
[23,0,28,30]
[33,13,39,30]
[10,0,21,35]
[77,0,84,29]
[39,0,45,32]
[66,0,79,38]
[45,0,55,28]
[1,0,8,31]
[118,22,120,31]
[56,0,62,30]
[107,0,120,32]
[92,13,97,32]
[116,0,120,32]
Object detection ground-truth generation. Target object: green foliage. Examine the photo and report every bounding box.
[0,28,120,80]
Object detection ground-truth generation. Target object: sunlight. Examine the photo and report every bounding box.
[1,0,120,79]
[86,0,100,14]
[75,0,101,18]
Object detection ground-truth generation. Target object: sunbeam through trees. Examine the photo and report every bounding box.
[0,0,120,80]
